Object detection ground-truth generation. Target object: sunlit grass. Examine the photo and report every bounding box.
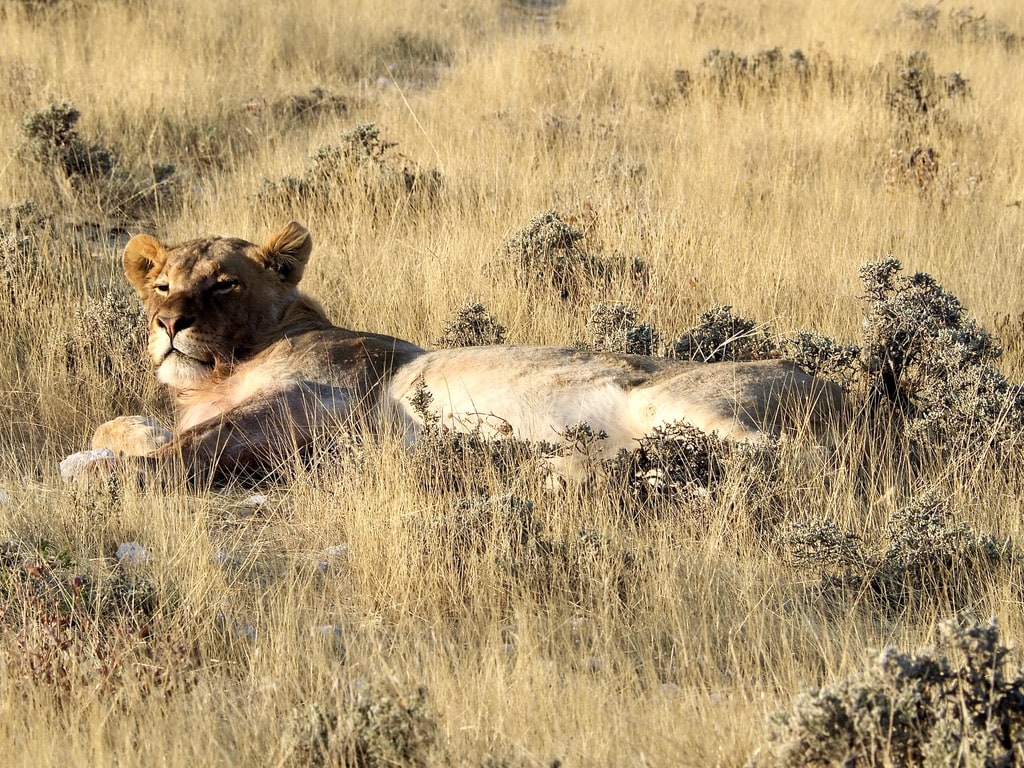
[1,0,1024,764]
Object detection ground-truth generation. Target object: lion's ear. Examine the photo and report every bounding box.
[123,234,166,297]
[260,221,312,287]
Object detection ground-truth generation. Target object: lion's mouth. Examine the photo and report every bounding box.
[165,348,214,367]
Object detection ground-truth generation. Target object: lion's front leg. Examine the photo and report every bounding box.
[61,416,174,484]
[92,415,174,457]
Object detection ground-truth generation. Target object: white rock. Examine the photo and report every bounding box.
[313,624,343,637]
[324,544,349,559]
[213,549,241,568]
[59,448,115,480]
[116,541,150,566]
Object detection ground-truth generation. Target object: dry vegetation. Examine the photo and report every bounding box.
[3,0,1024,764]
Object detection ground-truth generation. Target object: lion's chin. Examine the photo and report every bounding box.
[156,351,215,388]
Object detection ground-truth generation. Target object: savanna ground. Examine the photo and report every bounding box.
[2,0,1024,765]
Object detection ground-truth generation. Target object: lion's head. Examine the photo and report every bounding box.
[122,221,314,390]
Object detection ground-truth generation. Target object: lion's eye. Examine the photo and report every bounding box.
[213,279,240,295]
[153,281,170,294]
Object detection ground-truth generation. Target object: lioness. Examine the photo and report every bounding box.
[73,222,844,483]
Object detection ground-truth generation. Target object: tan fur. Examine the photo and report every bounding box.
[90,222,846,482]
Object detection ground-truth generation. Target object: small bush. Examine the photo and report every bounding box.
[780,330,861,386]
[0,538,196,705]
[671,304,777,362]
[608,421,728,510]
[500,210,648,301]
[782,490,1011,608]
[285,681,441,767]
[859,256,1024,451]
[0,224,40,308]
[579,302,659,355]
[64,289,148,378]
[21,102,178,223]
[258,123,443,218]
[244,86,349,124]
[22,101,113,179]
[413,493,553,595]
[897,4,1022,50]
[434,302,507,348]
[880,49,972,148]
[701,46,817,99]
[762,615,1024,767]
[406,376,539,493]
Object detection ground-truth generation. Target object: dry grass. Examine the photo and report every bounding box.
[3,0,1024,764]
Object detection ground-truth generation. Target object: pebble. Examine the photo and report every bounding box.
[239,494,269,509]
[116,541,150,567]
[59,448,115,480]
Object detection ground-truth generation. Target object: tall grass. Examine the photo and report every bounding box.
[2,0,1024,764]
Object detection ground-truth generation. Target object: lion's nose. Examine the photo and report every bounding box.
[157,313,194,338]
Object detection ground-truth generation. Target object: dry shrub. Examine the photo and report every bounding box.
[60,288,153,415]
[64,289,148,378]
[578,302,659,356]
[434,302,507,348]
[23,101,114,179]
[500,210,648,301]
[897,4,1022,50]
[371,29,452,84]
[21,101,178,224]
[0,538,197,706]
[662,44,847,107]
[412,493,552,597]
[0,217,41,309]
[606,421,729,511]
[702,46,813,99]
[780,331,861,387]
[670,304,777,362]
[761,615,1024,766]
[882,145,983,206]
[257,123,443,219]
[407,492,640,612]
[243,86,349,125]
[604,421,784,534]
[884,50,970,124]
[859,256,1024,452]
[405,376,540,494]
[284,681,441,767]
[782,490,1011,609]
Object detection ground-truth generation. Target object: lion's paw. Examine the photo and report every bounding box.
[92,416,172,457]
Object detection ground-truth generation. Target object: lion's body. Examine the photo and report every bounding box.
[85,222,845,482]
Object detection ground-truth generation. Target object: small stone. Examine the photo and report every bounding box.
[116,541,150,567]
[213,550,242,569]
[59,448,115,480]
[240,493,269,509]
[313,624,343,637]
